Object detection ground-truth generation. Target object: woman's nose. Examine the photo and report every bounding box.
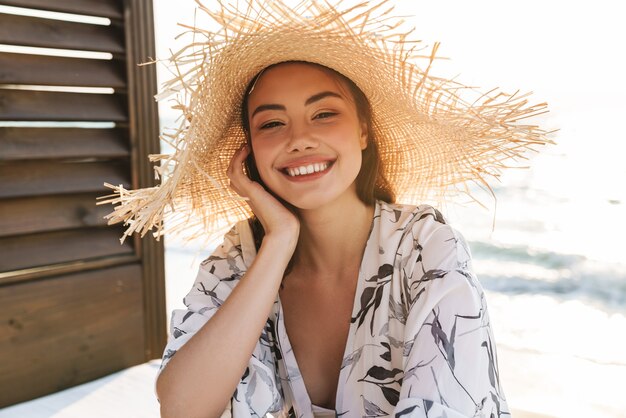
[285,124,318,153]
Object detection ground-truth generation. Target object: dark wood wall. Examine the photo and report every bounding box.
[0,0,166,407]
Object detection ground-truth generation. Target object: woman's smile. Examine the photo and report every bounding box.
[277,156,337,181]
[281,160,335,182]
[285,162,329,177]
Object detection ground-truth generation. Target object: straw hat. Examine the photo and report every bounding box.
[99,0,551,243]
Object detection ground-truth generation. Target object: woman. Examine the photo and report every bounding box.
[156,61,508,417]
[101,1,550,417]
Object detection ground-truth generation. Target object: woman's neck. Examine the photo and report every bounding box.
[292,194,375,281]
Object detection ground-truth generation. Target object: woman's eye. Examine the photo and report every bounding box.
[314,112,337,120]
[260,121,283,130]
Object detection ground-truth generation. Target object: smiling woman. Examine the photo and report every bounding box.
[99,1,551,417]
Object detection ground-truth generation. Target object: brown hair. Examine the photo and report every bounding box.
[240,61,395,252]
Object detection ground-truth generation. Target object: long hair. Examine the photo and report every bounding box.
[240,61,395,253]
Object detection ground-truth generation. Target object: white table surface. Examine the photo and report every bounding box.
[0,360,162,418]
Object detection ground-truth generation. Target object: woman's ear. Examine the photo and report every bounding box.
[359,121,368,150]
[243,140,257,180]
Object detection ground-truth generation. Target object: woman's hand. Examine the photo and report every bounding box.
[227,144,300,250]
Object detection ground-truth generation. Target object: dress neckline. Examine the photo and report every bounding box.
[275,201,380,416]
[311,403,336,417]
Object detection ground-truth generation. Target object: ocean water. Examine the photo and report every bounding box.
[441,101,626,416]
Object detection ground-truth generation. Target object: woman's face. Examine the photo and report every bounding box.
[246,62,368,210]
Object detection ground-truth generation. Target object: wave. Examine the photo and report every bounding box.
[470,241,626,313]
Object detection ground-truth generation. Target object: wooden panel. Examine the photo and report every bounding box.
[0,127,129,161]
[0,0,123,20]
[125,0,168,360]
[0,90,128,121]
[0,13,124,53]
[0,160,130,199]
[0,0,166,409]
[0,227,134,272]
[0,263,144,407]
[0,53,126,88]
[0,193,112,237]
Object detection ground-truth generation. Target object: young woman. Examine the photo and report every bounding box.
[155,60,510,417]
[101,1,549,417]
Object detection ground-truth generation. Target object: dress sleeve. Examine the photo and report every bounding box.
[393,223,510,418]
[155,224,283,417]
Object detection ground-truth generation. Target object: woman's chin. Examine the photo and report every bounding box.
[277,188,361,213]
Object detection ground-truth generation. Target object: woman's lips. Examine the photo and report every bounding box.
[280,160,335,182]
[284,161,331,177]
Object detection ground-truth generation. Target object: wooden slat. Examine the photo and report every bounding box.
[0,160,130,199]
[0,0,123,20]
[0,264,144,407]
[0,53,126,88]
[0,193,114,237]
[0,127,129,161]
[0,255,139,286]
[0,227,134,272]
[0,90,128,121]
[0,13,124,53]
[0,254,138,288]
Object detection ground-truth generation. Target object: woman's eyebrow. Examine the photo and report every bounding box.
[251,91,343,118]
[304,91,343,106]
[251,103,285,118]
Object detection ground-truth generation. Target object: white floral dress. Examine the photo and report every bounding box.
[157,201,510,417]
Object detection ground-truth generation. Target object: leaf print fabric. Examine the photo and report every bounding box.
[157,201,510,418]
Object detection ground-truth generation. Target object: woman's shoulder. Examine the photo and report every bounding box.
[376,200,449,234]
[193,220,254,285]
[201,218,256,264]
[375,199,470,263]
[375,201,477,303]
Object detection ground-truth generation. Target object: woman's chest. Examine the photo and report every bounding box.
[275,275,409,415]
[280,279,356,349]
[278,276,358,408]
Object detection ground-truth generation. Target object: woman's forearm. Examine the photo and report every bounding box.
[156,234,292,418]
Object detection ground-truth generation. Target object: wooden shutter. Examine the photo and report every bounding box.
[0,0,166,407]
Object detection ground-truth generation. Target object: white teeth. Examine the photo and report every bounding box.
[286,162,330,177]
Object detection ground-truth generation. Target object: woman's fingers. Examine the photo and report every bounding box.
[227,144,248,179]
[227,144,272,203]
[227,144,252,197]
[226,144,300,247]
[228,144,248,172]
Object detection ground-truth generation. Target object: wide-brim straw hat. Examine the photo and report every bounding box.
[99,0,552,243]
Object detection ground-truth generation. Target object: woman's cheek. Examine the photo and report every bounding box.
[252,149,276,185]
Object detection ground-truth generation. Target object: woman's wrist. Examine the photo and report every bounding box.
[260,230,298,264]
